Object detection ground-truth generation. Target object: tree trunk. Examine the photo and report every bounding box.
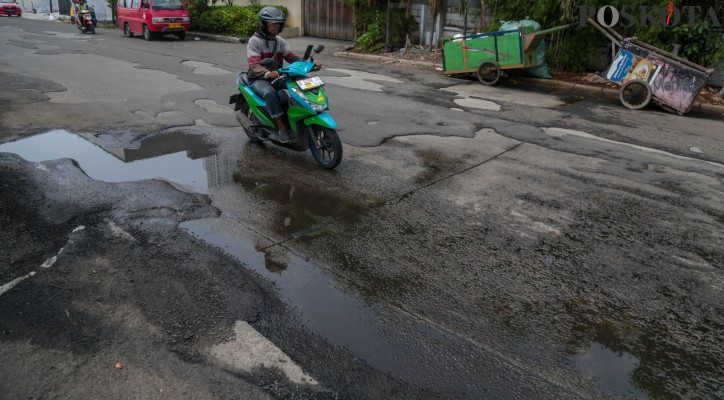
[463,7,468,36]
[478,0,486,32]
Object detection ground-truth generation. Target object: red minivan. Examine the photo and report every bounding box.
[117,0,189,41]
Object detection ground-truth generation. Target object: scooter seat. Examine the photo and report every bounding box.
[238,72,251,86]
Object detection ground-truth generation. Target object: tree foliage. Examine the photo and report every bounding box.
[192,4,287,37]
[105,0,117,23]
[340,0,418,51]
[354,3,417,50]
[484,0,723,70]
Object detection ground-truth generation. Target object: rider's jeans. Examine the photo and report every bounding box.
[250,79,286,119]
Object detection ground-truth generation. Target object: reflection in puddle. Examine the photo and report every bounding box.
[234,176,365,237]
[0,130,218,193]
[180,218,409,372]
[574,342,649,399]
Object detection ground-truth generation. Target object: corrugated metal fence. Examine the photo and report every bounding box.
[304,0,354,41]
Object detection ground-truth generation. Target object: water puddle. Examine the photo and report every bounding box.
[0,130,216,193]
[180,218,412,373]
[0,129,416,376]
[574,341,649,399]
[233,176,366,238]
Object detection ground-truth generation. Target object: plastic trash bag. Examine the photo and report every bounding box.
[499,18,552,79]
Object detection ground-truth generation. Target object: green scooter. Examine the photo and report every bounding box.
[229,45,343,169]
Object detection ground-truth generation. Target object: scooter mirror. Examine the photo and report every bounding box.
[259,58,276,67]
[314,45,324,54]
[302,45,313,61]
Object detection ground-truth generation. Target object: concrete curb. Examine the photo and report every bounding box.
[189,31,246,43]
[333,51,724,117]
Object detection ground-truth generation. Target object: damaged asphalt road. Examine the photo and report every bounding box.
[1,17,724,399]
[0,153,431,399]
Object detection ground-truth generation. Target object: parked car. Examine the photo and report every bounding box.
[117,0,189,41]
[0,1,22,17]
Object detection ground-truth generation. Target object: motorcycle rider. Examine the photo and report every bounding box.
[75,0,95,27]
[76,0,88,16]
[246,6,321,143]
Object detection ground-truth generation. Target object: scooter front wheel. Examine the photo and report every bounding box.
[308,125,342,169]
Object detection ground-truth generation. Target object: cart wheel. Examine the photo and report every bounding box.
[477,61,501,85]
[620,80,652,110]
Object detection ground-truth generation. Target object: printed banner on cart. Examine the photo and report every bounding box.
[606,49,707,112]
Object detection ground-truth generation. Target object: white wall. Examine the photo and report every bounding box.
[86,0,112,21]
[18,0,57,14]
[18,0,112,21]
[406,2,488,47]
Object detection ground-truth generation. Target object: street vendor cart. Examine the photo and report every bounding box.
[590,18,714,115]
[442,23,577,85]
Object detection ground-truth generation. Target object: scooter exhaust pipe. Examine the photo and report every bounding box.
[235,110,254,132]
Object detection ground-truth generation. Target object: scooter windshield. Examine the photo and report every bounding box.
[279,61,315,77]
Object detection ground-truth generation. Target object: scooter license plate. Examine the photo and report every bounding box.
[168,23,181,28]
[297,76,324,90]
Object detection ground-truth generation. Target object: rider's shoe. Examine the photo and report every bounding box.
[277,129,292,143]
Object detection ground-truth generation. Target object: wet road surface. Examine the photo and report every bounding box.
[1,16,723,399]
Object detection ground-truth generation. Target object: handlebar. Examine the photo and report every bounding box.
[270,75,287,86]
[269,62,323,85]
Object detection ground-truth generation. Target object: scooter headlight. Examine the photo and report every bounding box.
[290,87,327,112]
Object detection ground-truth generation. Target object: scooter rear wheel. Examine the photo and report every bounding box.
[308,125,342,169]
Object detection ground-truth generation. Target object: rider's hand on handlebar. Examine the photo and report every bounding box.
[266,70,280,80]
[312,60,323,71]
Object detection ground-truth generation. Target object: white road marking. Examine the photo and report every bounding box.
[209,321,318,386]
[1,224,87,296]
[40,225,86,268]
[108,220,135,242]
[41,255,58,268]
[0,271,36,297]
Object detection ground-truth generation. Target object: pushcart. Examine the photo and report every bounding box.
[441,23,577,85]
[590,18,714,115]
